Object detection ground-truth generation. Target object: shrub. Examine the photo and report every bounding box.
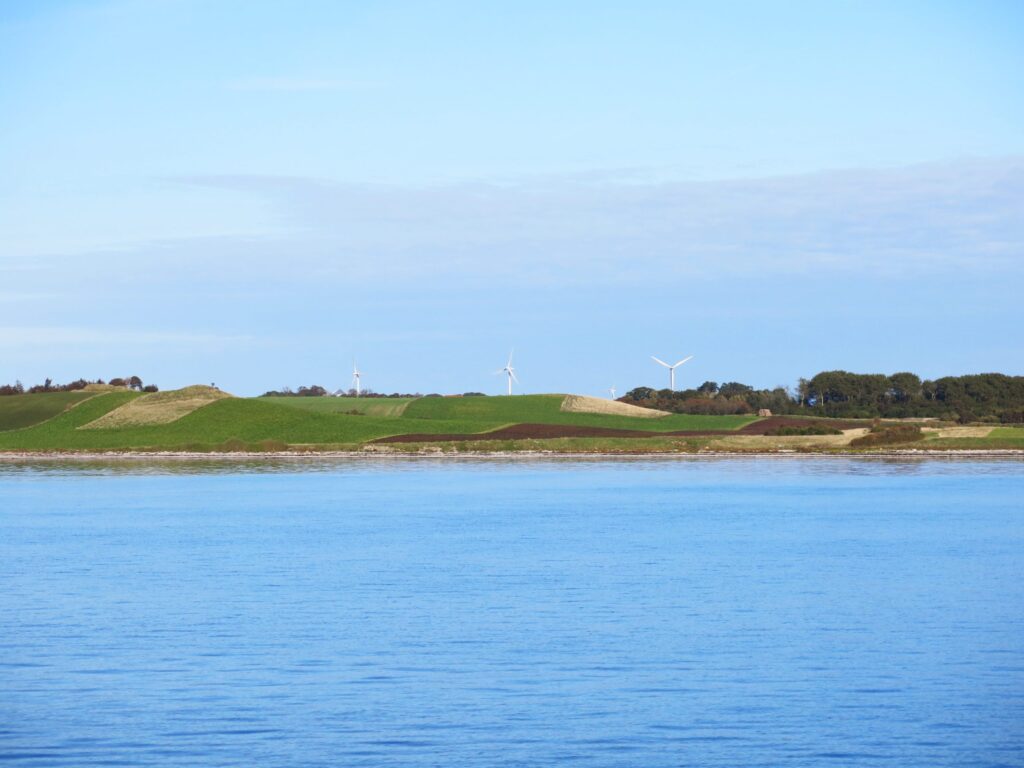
[765,424,842,436]
[849,424,923,447]
[255,439,288,452]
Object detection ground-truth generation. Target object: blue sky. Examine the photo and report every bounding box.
[2,0,1022,396]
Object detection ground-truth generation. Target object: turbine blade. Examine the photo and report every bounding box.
[651,356,670,367]
[510,370,520,384]
[673,356,694,367]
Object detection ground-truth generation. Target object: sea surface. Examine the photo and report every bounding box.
[1,457,1022,767]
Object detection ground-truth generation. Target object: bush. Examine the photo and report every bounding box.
[255,439,288,452]
[849,424,923,447]
[765,424,842,436]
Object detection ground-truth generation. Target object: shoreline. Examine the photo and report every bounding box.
[1,449,1022,461]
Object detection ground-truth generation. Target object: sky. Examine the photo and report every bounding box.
[1,0,1022,396]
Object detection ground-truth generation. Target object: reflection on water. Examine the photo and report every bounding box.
[1,453,1022,478]
[1,459,1022,766]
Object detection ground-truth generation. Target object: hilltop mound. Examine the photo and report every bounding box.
[560,394,669,419]
[82,383,126,392]
[80,385,233,429]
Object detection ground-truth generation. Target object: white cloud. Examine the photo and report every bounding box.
[172,157,1024,280]
[7,158,1022,293]
[0,327,255,349]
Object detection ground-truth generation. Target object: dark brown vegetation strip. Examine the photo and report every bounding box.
[373,417,867,444]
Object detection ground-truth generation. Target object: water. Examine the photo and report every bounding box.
[1,457,1022,767]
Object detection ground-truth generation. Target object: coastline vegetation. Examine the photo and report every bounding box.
[0,380,1022,455]
[624,371,1024,424]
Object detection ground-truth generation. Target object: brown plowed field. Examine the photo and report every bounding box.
[374,416,867,443]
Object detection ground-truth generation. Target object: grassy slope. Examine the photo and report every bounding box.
[0,391,97,431]
[0,394,507,451]
[402,395,756,432]
[264,396,414,417]
[924,426,1024,450]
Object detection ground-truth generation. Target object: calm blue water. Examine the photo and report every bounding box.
[1,457,1022,767]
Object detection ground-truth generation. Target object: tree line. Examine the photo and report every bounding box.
[0,376,157,396]
[622,371,1024,424]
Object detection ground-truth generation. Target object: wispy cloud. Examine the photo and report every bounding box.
[10,159,1022,291]
[223,76,376,92]
[0,327,256,349]
[174,157,1024,280]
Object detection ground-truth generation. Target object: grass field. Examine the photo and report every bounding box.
[83,385,232,428]
[264,396,414,417]
[0,393,509,451]
[0,391,97,431]
[922,427,1024,450]
[10,389,1016,454]
[402,395,755,432]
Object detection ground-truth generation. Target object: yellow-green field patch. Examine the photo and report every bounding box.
[560,394,668,418]
[81,385,232,429]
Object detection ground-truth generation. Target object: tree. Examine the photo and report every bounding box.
[718,382,753,399]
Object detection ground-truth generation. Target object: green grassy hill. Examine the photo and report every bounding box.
[0,391,97,431]
[0,390,755,452]
[264,396,414,417]
[0,392,507,451]
[403,394,755,431]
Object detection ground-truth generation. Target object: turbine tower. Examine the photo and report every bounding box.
[496,350,518,396]
[352,362,362,397]
[651,355,693,391]
[609,386,617,400]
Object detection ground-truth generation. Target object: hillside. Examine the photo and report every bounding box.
[0,390,752,452]
[0,391,97,431]
[83,385,232,428]
[400,394,753,431]
[2,388,1018,453]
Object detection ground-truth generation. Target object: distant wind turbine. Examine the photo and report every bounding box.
[651,355,693,391]
[495,350,519,396]
[609,386,617,400]
[352,362,362,397]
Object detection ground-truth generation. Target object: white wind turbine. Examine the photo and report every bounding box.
[609,386,617,400]
[495,350,519,396]
[352,361,363,397]
[651,354,693,391]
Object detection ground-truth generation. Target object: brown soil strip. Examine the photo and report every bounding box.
[374,416,868,443]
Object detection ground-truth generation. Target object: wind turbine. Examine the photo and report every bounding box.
[651,355,693,391]
[609,386,617,400]
[496,351,519,396]
[352,361,362,397]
